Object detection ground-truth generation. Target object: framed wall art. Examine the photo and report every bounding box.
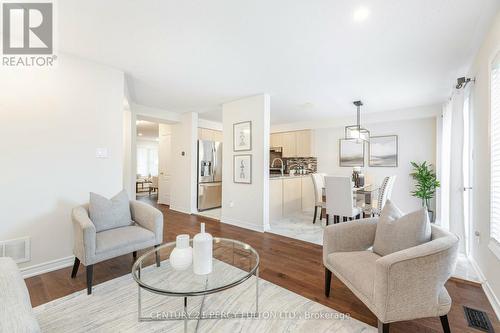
[233,121,252,151]
[339,139,365,167]
[369,135,398,167]
[233,154,252,184]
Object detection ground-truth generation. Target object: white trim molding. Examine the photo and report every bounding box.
[488,239,500,261]
[20,255,75,279]
[469,256,500,320]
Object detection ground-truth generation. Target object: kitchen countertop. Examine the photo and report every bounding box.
[269,174,311,179]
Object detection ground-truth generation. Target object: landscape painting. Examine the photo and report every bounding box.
[369,135,398,167]
[339,139,364,167]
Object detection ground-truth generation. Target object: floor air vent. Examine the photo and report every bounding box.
[464,306,495,333]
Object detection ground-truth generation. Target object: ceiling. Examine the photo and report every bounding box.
[136,120,159,141]
[59,0,499,124]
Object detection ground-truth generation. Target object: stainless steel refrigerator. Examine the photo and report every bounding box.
[197,140,222,211]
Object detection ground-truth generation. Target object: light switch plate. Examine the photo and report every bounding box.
[95,148,108,158]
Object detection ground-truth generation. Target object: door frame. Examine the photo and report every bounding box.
[128,113,178,202]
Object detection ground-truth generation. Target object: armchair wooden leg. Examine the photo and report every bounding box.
[440,315,451,333]
[326,214,329,226]
[319,208,323,220]
[71,257,80,278]
[378,320,390,333]
[313,206,318,224]
[324,267,332,297]
[86,264,94,295]
[154,245,160,267]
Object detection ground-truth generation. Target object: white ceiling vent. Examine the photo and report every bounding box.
[0,237,31,264]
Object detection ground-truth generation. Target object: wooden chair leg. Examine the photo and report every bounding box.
[86,264,94,295]
[71,257,80,278]
[326,214,329,226]
[324,267,332,297]
[154,245,160,267]
[378,320,389,333]
[313,206,318,224]
[440,315,451,333]
[319,208,323,220]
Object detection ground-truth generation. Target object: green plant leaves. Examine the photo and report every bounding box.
[410,161,440,202]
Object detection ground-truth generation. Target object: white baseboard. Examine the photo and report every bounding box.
[468,256,500,320]
[21,255,75,279]
[220,216,265,233]
[467,255,486,282]
[169,205,192,215]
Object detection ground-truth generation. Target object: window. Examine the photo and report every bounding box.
[137,145,159,177]
[490,51,500,253]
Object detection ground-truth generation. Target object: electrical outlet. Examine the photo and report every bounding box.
[229,201,234,208]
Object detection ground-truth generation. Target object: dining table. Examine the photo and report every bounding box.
[136,178,152,193]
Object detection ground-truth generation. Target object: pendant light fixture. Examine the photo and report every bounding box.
[345,100,370,143]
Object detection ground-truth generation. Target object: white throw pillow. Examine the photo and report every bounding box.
[89,190,132,232]
[372,200,431,256]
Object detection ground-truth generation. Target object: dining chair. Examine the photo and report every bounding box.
[371,175,397,216]
[325,176,362,224]
[311,173,327,224]
[149,176,159,196]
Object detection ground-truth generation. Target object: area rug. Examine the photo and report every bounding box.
[34,261,376,333]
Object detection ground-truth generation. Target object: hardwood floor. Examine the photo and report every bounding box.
[26,197,500,332]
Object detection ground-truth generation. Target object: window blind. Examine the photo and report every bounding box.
[490,52,500,245]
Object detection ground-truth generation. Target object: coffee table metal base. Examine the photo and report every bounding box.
[137,268,259,333]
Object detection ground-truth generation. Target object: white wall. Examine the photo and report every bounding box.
[170,112,198,214]
[0,54,125,270]
[221,95,270,232]
[123,108,133,198]
[468,12,500,318]
[271,104,440,133]
[314,116,437,213]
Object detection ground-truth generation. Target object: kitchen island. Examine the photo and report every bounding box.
[269,174,315,222]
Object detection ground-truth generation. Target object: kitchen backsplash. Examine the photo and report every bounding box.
[284,157,317,173]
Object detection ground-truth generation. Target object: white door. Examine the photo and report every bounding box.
[158,124,172,205]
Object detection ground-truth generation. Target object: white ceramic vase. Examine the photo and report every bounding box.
[193,223,213,275]
[170,234,192,271]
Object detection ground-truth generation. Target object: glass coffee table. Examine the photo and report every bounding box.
[131,237,259,331]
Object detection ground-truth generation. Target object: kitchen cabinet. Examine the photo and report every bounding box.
[282,132,297,158]
[270,132,283,148]
[198,128,223,142]
[301,176,315,212]
[269,175,316,221]
[270,130,312,157]
[282,177,302,215]
[269,178,283,221]
[296,130,312,157]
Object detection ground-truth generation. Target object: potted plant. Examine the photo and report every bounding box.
[410,161,440,222]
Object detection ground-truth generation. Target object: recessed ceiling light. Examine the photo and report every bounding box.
[353,6,370,22]
[138,133,143,136]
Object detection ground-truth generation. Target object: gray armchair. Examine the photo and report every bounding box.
[323,218,459,333]
[71,200,163,294]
